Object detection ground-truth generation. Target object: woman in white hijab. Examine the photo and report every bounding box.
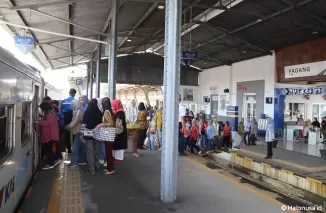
[67,99,86,167]
[265,117,275,159]
[125,100,140,157]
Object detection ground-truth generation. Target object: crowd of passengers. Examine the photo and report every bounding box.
[38,88,287,175]
[38,88,166,175]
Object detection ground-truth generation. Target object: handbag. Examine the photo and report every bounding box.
[94,126,116,142]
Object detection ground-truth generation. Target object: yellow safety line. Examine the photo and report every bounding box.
[25,187,33,198]
[185,156,302,213]
[47,165,62,213]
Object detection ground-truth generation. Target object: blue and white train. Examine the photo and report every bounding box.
[0,47,63,213]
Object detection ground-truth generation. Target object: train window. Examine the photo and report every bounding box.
[21,102,31,145]
[0,105,14,162]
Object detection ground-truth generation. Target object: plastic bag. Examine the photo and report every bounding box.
[144,137,149,146]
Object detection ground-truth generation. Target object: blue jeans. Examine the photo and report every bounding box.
[185,136,190,149]
[99,141,106,162]
[71,133,86,165]
[206,138,213,151]
[200,135,207,149]
[149,134,157,150]
[157,130,162,147]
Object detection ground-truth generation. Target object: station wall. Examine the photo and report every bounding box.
[184,54,276,121]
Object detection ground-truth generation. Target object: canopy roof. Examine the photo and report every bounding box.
[0,0,325,70]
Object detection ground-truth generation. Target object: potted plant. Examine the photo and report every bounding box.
[320,138,326,160]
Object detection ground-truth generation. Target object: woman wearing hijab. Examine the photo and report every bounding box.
[101,97,116,175]
[137,102,148,149]
[83,99,102,175]
[51,100,65,159]
[265,118,275,159]
[111,99,128,162]
[67,99,86,167]
[125,100,140,157]
[96,97,106,165]
[79,95,89,111]
[38,102,61,170]
[249,117,258,145]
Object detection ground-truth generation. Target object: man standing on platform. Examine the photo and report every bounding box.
[178,96,187,156]
[60,88,77,153]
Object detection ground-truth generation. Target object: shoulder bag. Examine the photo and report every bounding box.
[94,110,116,142]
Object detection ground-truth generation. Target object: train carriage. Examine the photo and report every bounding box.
[0,47,63,213]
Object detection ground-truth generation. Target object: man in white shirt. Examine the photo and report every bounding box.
[178,98,187,156]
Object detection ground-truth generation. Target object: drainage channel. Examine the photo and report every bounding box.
[185,151,326,213]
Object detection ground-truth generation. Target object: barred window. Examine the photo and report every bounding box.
[21,102,31,145]
[0,105,14,162]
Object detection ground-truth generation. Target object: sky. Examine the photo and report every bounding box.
[0,26,85,91]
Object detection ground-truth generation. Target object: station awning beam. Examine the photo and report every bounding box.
[10,0,76,10]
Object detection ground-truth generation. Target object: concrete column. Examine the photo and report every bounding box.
[108,0,118,100]
[89,52,94,99]
[95,37,101,98]
[86,69,89,97]
[160,0,182,203]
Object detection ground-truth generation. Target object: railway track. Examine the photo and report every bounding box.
[185,150,326,213]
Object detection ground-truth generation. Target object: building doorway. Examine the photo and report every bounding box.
[211,95,218,117]
[243,93,256,124]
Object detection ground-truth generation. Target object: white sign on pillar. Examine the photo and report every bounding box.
[284,61,326,78]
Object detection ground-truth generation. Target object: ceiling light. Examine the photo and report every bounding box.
[127,39,132,42]
[312,31,318,35]
[158,5,164,9]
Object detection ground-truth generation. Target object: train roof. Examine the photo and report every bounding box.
[0,46,62,93]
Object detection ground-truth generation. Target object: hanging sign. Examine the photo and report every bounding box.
[14,36,35,54]
[280,86,326,96]
[182,51,198,67]
[284,61,326,78]
[76,79,83,85]
[210,86,219,95]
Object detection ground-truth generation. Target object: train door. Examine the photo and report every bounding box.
[32,85,40,172]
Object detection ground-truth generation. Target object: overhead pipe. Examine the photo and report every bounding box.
[0,20,108,44]
[30,9,109,37]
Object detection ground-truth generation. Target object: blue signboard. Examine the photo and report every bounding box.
[182,51,198,66]
[279,86,326,96]
[76,79,83,85]
[227,106,238,131]
[14,36,35,54]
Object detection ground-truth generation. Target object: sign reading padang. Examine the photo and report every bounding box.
[284,61,326,79]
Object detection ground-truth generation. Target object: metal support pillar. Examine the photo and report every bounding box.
[108,0,118,100]
[95,37,101,98]
[161,0,182,203]
[86,68,89,97]
[89,52,94,99]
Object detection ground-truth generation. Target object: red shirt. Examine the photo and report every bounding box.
[39,112,59,143]
[190,126,199,141]
[224,125,232,137]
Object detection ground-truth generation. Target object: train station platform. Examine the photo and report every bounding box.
[207,144,326,206]
[231,145,326,182]
[19,145,292,213]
